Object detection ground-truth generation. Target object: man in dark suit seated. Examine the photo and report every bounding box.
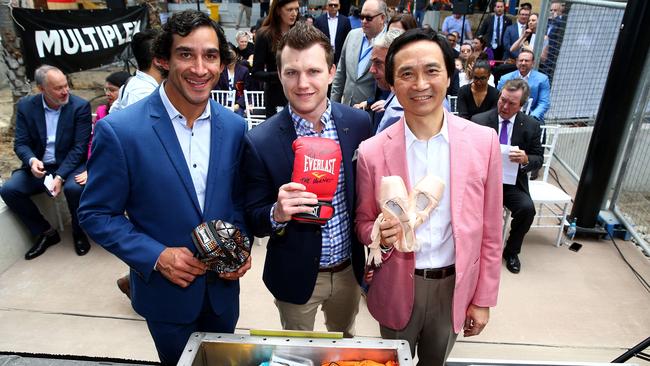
[0,65,92,259]
[471,79,543,274]
[241,22,372,337]
[314,0,351,66]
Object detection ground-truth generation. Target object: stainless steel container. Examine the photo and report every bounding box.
[178,333,414,366]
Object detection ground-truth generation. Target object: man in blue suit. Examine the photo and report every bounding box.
[314,0,351,66]
[78,11,250,365]
[502,6,530,61]
[0,65,92,259]
[497,50,551,122]
[241,23,371,337]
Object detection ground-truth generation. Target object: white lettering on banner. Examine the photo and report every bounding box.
[303,156,336,175]
[34,21,141,58]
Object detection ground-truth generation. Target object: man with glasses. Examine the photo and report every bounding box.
[331,0,387,106]
[502,6,531,61]
[315,0,351,65]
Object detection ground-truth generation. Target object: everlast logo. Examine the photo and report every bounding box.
[304,156,336,175]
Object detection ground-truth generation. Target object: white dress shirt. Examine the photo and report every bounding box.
[159,83,211,212]
[328,13,339,48]
[404,115,455,269]
[110,70,159,113]
[41,96,61,165]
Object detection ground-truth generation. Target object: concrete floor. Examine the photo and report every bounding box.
[0,226,648,364]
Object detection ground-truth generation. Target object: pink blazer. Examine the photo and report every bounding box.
[355,112,503,333]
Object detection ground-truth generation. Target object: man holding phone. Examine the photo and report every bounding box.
[472,79,543,274]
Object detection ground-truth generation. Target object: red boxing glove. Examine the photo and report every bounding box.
[291,136,342,225]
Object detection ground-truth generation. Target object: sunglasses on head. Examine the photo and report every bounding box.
[360,13,382,22]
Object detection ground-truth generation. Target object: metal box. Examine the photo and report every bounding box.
[178,333,414,366]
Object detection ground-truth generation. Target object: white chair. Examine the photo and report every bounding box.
[244,90,266,130]
[447,95,458,115]
[211,90,236,111]
[503,125,572,247]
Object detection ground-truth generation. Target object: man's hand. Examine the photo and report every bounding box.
[463,304,490,337]
[30,159,46,178]
[379,217,402,248]
[219,256,252,280]
[273,182,318,223]
[74,171,88,185]
[353,101,368,110]
[370,99,386,113]
[51,176,63,198]
[157,247,207,288]
[509,148,529,164]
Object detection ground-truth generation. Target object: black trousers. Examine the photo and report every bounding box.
[503,184,536,256]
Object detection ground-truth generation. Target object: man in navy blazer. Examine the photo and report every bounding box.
[497,50,551,122]
[314,0,352,65]
[0,65,92,260]
[502,6,531,60]
[241,23,371,337]
[78,11,250,366]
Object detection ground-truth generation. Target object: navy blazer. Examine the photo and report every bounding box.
[314,13,352,65]
[216,63,252,109]
[471,108,543,194]
[477,14,513,48]
[502,22,524,60]
[241,103,372,304]
[78,89,248,324]
[14,94,91,179]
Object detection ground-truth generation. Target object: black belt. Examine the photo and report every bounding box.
[319,259,351,273]
[414,264,455,279]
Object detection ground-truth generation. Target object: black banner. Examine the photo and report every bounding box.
[12,6,148,79]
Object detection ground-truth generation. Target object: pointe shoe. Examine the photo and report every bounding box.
[378,176,416,252]
[411,175,445,228]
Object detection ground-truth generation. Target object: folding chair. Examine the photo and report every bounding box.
[244,90,266,130]
[447,95,458,115]
[211,90,236,111]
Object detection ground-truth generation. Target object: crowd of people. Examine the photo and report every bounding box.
[0,1,568,365]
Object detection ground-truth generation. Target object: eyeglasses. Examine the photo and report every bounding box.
[473,76,488,81]
[327,3,339,7]
[360,13,382,22]
[104,87,119,93]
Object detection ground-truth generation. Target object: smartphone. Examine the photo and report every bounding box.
[569,242,582,252]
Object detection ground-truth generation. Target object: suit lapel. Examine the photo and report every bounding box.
[447,112,470,228]
[332,104,355,211]
[33,96,47,145]
[277,108,298,178]
[511,112,525,148]
[383,118,411,189]
[202,101,224,219]
[150,93,202,216]
[55,99,71,147]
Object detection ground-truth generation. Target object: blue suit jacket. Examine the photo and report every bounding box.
[14,94,91,178]
[78,89,248,324]
[314,13,351,65]
[241,103,371,304]
[502,23,523,60]
[497,69,551,121]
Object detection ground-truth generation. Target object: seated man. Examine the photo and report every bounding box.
[0,65,92,259]
[472,79,544,274]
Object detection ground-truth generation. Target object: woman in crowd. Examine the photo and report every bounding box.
[232,30,255,68]
[76,71,130,186]
[472,35,494,61]
[252,0,299,117]
[510,12,539,54]
[457,61,498,120]
[215,47,252,116]
[387,13,417,31]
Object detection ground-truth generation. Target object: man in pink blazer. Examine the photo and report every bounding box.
[355,28,503,365]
